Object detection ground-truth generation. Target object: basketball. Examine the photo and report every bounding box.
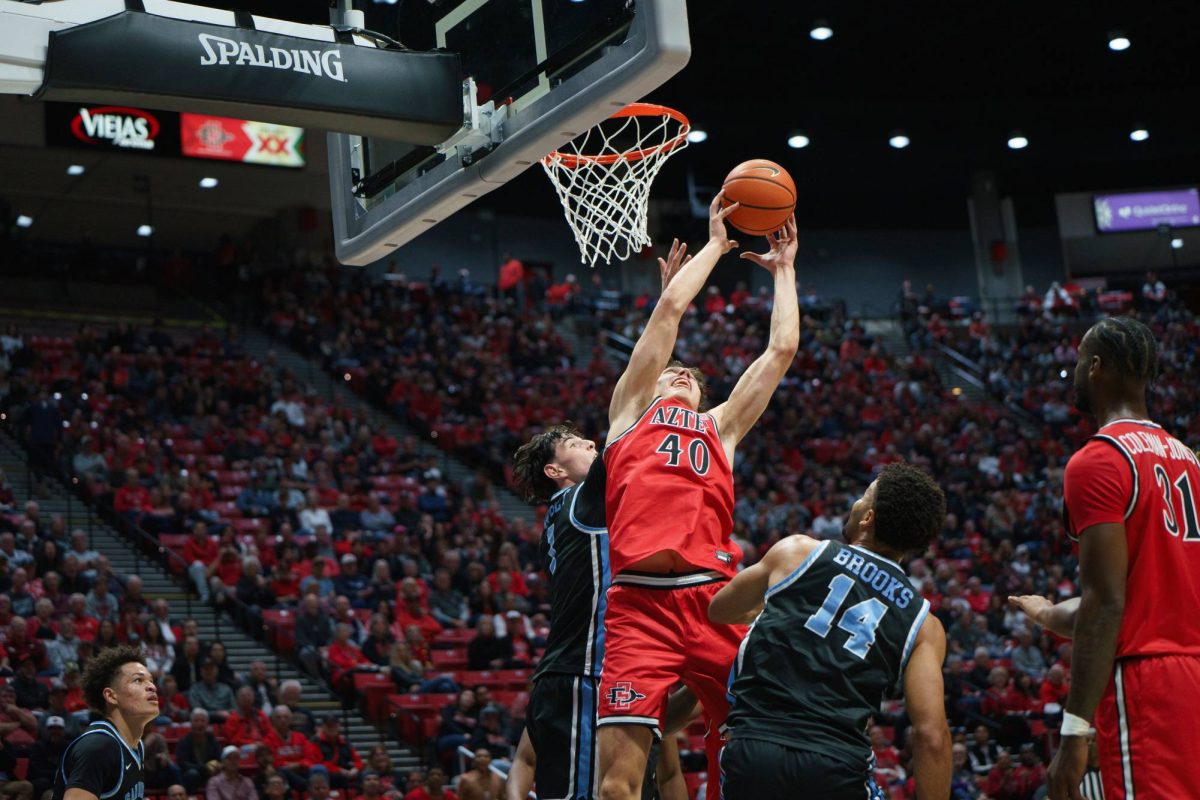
[720,159,797,235]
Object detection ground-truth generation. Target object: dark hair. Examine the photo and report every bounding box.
[81,644,146,713]
[666,360,709,411]
[1086,315,1158,385]
[512,423,582,503]
[872,463,946,557]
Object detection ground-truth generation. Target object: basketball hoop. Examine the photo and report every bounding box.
[541,103,690,267]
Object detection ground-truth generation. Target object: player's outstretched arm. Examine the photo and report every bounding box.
[902,615,952,800]
[1048,522,1127,800]
[709,215,799,459]
[505,728,536,800]
[1008,595,1080,639]
[709,534,816,624]
[607,195,739,441]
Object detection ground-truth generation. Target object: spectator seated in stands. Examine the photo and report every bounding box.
[144,732,185,795]
[265,705,321,792]
[324,621,385,695]
[176,707,221,794]
[426,569,467,630]
[10,655,48,709]
[206,745,257,800]
[27,713,71,800]
[333,555,372,610]
[465,616,510,672]
[189,658,236,724]
[314,714,363,789]
[278,680,316,737]
[466,705,512,763]
[402,766,454,800]
[392,580,442,644]
[224,686,273,748]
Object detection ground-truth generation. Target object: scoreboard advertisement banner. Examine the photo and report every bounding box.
[180,113,306,168]
[45,103,305,168]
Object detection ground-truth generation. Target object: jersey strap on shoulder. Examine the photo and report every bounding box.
[605,396,661,450]
[1089,434,1139,520]
[568,482,606,535]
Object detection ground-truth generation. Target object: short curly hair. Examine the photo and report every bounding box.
[512,424,582,504]
[82,644,146,713]
[872,462,946,557]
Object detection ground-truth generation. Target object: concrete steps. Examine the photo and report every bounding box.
[0,432,418,769]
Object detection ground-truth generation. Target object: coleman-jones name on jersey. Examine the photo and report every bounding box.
[833,548,915,609]
[198,33,347,83]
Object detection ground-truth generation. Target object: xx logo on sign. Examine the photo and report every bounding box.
[605,682,646,710]
[258,134,288,154]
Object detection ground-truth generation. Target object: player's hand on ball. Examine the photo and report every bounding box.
[740,214,797,274]
[708,192,739,254]
[1007,594,1053,627]
[658,238,691,291]
[1046,734,1087,800]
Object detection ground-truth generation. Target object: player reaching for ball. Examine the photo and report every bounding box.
[596,193,799,800]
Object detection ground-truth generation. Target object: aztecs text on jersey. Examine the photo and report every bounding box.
[604,397,739,577]
[1064,418,1200,658]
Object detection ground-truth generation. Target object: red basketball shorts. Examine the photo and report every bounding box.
[1094,654,1200,800]
[597,572,746,800]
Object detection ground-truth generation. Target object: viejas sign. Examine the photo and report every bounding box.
[46,102,181,156]
[37,10,463,143]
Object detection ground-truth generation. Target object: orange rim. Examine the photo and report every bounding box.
[543,103,690,169]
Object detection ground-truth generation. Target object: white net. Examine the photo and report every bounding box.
[541,104,689,267]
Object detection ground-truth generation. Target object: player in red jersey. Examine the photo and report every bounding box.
[596,194,799,800]
[1009,315,1200,800]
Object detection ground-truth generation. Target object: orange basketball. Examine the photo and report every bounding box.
[720,159,796,235]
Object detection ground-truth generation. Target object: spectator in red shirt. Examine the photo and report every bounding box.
[485,549,527,598]
[325,622,383,695]
[868,725,905,796]
[265,705,322,790]
[5,617,48,671]
[113,468,152,522]
[183,522,218,603]
[224,686,273,748]
[981,667,1032,718]
[702,285,727,315]
[315,714,364,789]
[392,580,443,644]
[65,594,99,642]
[1037,663,1070,709]
[404,767,455,800]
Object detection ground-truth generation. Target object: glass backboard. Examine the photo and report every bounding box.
[328,0,690,266]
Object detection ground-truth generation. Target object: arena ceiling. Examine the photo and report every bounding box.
[3,0,1199,248]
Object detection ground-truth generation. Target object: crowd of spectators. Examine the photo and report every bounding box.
[0,252,1196,800]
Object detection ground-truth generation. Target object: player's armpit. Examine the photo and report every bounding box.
[65,789,101,800]
[902,616,952,800]
[709,535,816,624]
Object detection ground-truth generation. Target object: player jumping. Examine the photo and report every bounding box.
[596,194,799,800]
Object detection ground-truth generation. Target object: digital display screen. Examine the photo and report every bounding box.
[1093,188,1200,232]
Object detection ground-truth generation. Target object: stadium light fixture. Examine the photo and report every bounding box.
[1007,132,1029,150]
[686,128,708,144]
[1171,238,1184,250]
[787,131,810,149]
[1108,31,1130,51]
[810,21,833,41]
[888,131,910,149]
[67,164,85,176]
[1129,127,1149,142]
[16,214,33,228]
[137,224,154,237]
[199,177,219,189]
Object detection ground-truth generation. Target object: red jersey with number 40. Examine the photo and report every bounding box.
[1064,418,1200,659]
[604,397,739,578]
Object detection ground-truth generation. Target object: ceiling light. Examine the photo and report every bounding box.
[1129,127,1149,142]
[1007,132,1029,150]
[888,132,910,149]
[137,224,154,237]
[1171,238,1184,250]
[66,164,85,176]
[199,177,219,189]
[809,22,833,41]
[787,132,810,149]
[1108,31,1130,51]
[15,215,33,228]
[686,129,708,144]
